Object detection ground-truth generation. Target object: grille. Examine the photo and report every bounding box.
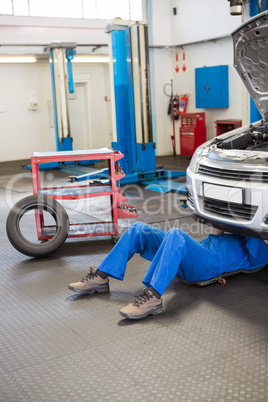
[203,198,258,221]
[198,164,268,183]
[187,192,194,209]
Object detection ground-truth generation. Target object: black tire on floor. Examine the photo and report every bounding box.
[6,194,69,258]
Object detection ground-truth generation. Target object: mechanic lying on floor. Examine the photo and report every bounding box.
[69,221,268,320]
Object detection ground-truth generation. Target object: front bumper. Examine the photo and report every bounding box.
[186,165,268,239]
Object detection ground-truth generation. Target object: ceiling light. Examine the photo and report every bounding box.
[72,56,109,63]
[0,56,37,63]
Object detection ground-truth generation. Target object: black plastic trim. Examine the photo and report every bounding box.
[192,213,268,239]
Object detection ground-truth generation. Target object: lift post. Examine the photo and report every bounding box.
[73,20,186,187]
[24,42,96,171]
[48,42,76,153]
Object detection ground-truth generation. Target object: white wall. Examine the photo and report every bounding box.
[0,63,54,161]
[172,38,243,142]
[148,0,175,155]
[0,62,112,162]
[150,0,172,46]
[152,49,176,155]
[0,14,113,162]
[149,0,244,155]
[170,0,243,145]
[71,63,112,150]
[171,0,241,45]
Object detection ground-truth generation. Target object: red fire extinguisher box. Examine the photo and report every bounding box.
[180,113,206,157]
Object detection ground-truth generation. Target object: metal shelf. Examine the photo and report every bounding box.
[41,222,116,238]
[39,184,112,199]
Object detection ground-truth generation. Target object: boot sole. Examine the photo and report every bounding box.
[68,284,109,295]
[119,305,163,320]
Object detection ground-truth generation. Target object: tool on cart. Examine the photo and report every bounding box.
[6,149,138,258]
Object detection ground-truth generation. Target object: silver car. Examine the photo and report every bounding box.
[186,11,268,239]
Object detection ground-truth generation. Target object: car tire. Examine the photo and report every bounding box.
[6,194,69,258]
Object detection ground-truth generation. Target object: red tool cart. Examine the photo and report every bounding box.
[6,149,138,258]
[180,113,207,156]
[31,149,137,240]
[214,119,242,136]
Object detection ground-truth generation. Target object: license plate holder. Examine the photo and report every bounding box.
[203,183,243,204]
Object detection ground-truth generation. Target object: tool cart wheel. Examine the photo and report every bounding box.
[6,194,69,258]
[218,278,226,286]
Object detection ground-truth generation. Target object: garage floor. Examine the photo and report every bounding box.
[1,155,268,401]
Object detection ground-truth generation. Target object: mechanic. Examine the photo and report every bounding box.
[68,221,268,320]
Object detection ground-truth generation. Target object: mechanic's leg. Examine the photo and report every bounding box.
[97,221,166,280]
[119,228,216,319]
[68,222,165,294]
[142,228,217,295]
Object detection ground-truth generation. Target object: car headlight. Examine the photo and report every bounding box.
[188,142,208,173]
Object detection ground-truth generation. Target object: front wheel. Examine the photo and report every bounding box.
[6,194,69,258]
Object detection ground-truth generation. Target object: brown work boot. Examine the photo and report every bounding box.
[68,267,109,295]
[119,288,163,320]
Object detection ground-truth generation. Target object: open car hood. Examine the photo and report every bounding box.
[232,11,268,121]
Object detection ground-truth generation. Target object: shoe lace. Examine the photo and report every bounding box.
[81,267,97,283]
[133,289,152,307]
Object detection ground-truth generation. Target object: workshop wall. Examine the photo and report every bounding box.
[0,0,246,160]
[150,0,244,155]
[0,14,112,162]
[148,0,175,156]
[0,63,54,162]
[171,37,243,142]
[171,0,243,143]
[0,62,112,162]
[171,0,241,45]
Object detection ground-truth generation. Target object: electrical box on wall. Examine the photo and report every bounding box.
[29,102,38,111]
[195,65,229,109]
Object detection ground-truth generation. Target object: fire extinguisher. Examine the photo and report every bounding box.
[178,94,188,114]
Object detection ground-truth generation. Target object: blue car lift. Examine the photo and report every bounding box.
[23,43,76,171]
[50,44,76,154]
[25,42,95,171]
[72,21,186,191]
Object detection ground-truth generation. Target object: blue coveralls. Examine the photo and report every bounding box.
[98,222,268,295]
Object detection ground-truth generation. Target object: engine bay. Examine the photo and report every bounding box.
[216,123,268,151]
